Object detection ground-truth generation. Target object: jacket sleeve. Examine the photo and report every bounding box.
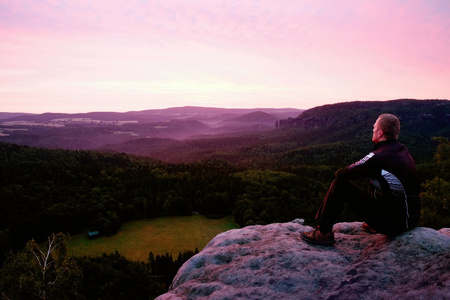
[335,152,381,180]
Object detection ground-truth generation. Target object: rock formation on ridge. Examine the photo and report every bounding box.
[156,221,450,300]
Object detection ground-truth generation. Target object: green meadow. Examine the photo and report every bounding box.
[68,214,238,261]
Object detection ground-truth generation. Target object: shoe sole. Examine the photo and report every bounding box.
[362,223,377,234]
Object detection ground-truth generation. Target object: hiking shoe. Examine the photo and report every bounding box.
[362,222,377,234]
[301,228,335,246]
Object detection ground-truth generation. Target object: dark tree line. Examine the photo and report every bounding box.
[0,142,333,260]
[0,136,448,299]
[0,232,197,299]
[75,249,198,299]
[1,138,448,260]
[0,143,240,257]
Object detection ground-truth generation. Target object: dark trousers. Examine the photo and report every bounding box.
[316,178,419,235]
[315,179,375,233]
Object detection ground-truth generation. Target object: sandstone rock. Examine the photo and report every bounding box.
[156,222,450,300]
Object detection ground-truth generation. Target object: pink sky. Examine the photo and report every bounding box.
[1,0,449,113]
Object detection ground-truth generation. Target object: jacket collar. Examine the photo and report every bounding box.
[373,139,397,151]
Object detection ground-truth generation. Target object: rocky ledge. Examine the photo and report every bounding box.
[156,221,450,300]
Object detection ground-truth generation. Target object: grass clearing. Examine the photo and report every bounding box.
[68,215,238,261]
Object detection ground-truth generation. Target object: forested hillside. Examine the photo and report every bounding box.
[1,99,449,298]
[279,99,450,158]
[1,99,449,250]
[0,142,339,251]
[1,134,448,258]
[102,99,450,165]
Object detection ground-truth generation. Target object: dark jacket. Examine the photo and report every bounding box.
[335,139,421,235]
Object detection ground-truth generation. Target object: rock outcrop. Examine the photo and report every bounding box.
[156,221,450,300]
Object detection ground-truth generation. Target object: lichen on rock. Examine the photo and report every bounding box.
[156,222,450,300]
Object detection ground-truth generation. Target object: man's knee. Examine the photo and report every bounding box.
[329,178,356,195]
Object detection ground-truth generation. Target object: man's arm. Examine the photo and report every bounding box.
[335,152,380,180]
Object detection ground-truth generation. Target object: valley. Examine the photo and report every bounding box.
[1,99,449,299]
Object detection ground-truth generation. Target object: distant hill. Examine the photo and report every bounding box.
[0,106,302,150]
[1,100,449,166]
[0,112,31,120]
[99,99,449,166]
[226,111,275,122]
[272,99,448,164]
[1,106,301,124]
[279,99,449,132]
[207,111,279,135]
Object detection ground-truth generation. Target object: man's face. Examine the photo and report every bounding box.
[372,118,382,143]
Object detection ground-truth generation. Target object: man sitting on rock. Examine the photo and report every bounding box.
[301,113,421,246]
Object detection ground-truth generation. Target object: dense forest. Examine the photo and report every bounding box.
[1,100,449,299]
[0,142,335,252]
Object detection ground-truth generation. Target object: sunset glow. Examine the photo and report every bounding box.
[1,0,449,113]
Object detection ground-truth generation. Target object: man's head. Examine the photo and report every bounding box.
[372,113,400,143]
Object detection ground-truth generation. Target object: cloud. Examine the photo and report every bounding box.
[0,0,449,113]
